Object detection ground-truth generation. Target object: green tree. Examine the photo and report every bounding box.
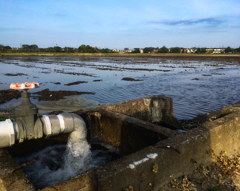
[78,44,96,53]
[54,46,62,52]
[158,46,169,53]
[144,47,155,53]
[170,47,181,53]
[86,45,95,53]
[196,48,201,53]
[195,48,206,54]
[143,47,151,53]
[200,48,206,53]
[132,48,140,53]
[233,47,240,53]
[225,46,232,53]
[21,44,38,52]
[78,44,86,52]
[22,44,31,52]
[22,44,30,50]
[39,48,45,52]
[64,47,74,53]
[30,44,38,52]
[45,47,54,52]
[3,45,12,52]
[0,44,4,52]
[101,48,111,53]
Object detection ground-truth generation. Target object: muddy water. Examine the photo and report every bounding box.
[0,56,240,119]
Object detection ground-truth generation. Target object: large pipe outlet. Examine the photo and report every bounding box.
[41,113,87,140]
[0,113,87,149]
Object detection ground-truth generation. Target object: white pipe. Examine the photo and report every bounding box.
[57,114,65,133]
[0,119,17,148]
[0,113,87,149]
[42,115,52,138]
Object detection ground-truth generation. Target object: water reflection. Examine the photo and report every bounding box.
[0,56,240,119]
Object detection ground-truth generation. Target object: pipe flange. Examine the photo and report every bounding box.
[42,115,52,138]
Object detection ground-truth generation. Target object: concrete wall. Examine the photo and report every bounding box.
[82,95,180,129]
[80,110,175,154]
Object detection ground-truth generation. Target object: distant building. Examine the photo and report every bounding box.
[213,48,225,53]
[112,49,120,52]
[186,48,197,53]
[181,49,187,53]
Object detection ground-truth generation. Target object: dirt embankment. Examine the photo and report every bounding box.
[1,53,240,61]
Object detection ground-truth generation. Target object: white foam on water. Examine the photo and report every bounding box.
[63,139,93,174]
[14,138,93,189]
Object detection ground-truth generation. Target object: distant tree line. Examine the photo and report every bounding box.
[131,46,240,54]
[195,48,207,54]
[0,44,116,53]
[0,44,12,52]
[130,46,183,53]
[1,44,240,54]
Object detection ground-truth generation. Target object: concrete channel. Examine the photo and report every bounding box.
[1,95,240,190]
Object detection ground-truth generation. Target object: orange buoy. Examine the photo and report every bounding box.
[10,82,40,90]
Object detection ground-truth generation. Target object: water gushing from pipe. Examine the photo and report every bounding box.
[14,140,123,189]
[63,137,93,177]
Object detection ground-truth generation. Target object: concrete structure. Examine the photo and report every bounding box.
[1,95,240,190]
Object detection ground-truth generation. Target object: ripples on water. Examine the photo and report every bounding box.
[0,56,240,119]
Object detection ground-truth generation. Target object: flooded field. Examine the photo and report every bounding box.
[0,56,240,119]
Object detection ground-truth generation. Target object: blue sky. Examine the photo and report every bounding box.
[0,0,240,49]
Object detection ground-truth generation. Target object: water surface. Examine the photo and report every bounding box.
[1,56,240,119]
